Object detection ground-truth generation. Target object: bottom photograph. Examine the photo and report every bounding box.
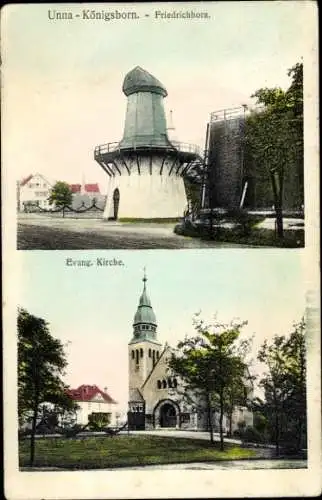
[16,250,307,471]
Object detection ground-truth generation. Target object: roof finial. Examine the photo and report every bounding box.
[143,267,147,287]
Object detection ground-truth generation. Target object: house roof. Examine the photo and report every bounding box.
[20,174,33,186]
[66,384,117,404]
[70,183,100,194]
[19,173,54,187]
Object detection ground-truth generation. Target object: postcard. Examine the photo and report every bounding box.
[1,1,320,499]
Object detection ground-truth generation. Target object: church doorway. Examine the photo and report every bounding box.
[112,188,120,219]
[159,402,177,428]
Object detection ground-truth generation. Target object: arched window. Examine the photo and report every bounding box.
[173,378,178,388]
[162,379,167,389]
[131,350,135,359]
[136,350,139,364]
[148,349,151,357]
[167,378,173,388]
[152,350,156,364]
[140,348,143,358]
[157,380,162,389]
[156,351,160,359]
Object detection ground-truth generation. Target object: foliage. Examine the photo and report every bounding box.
[88,413,111,431]
[240,426,266,444]
[245,62,304,238]
[18,308,77,464]
[174,221,304,248]
[256,318,306,454]
[48,182,73,215]
[19,436,257,469]
[168,314,253,450]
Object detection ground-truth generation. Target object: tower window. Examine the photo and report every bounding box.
[156,351,160,359]
[140,348,143,357]
[131,350,135,359]
[167,378,173,388]
[162,379,167,389]
[136,350,139,364]
[148,349,151,357]
[157,380,162,389]
[173,378,178,388]
[152,350,156,364]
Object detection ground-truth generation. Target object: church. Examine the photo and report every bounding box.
[127,272,253,432]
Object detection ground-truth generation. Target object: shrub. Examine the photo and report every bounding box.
[241,426,266,444]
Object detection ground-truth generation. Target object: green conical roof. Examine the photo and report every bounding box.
[133,272,157,326]
[123,66,168,97]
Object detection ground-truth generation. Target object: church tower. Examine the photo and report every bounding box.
[128,270,162,394]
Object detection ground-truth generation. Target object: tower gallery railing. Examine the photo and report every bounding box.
[94,139,201,157]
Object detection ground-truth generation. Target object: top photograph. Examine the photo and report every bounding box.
[3,3,307,250]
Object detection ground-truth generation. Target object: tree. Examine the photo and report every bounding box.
[168,314,252,450]
[245,62,303,239]
[281,318,306,450]
[48,181,73,217]
[257,318,306,454]
[18,308,77,465]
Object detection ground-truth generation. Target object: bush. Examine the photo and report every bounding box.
[241,426,266,444]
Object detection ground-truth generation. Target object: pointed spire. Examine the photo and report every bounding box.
[139,267,151,307]
[133,269,157,328]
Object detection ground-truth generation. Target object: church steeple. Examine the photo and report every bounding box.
[131,269,158,343]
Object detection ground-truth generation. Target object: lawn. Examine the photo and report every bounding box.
[19,435,257,469]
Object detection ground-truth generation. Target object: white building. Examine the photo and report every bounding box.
[95,67,202,220]
[67,384,119,427]
[18,173,53,211]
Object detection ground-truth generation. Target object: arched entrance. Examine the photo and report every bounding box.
[153,399,180,429]
[112,188,120,219]
[160,403,177,427]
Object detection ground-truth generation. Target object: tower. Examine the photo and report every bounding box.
[94,66,202,220]
[128,270,162,393]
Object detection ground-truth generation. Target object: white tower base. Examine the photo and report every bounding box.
[103,155,188,220]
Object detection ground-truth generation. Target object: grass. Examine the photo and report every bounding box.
[19,435,257,469]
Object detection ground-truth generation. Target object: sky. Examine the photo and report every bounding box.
[2,2,309,192]
[17,249,306,412]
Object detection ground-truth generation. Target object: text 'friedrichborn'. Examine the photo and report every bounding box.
[48,9,211,21]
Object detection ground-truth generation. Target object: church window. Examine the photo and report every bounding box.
[156,351,160,359]
[152,350,156,365]
[136,350,139,364]
[157,380,162,389]
[173,378,178,388]
[167,378,172,388]
[131,350,135,359]
[162,379,167,389]
[140,348,143,357]
[180,413,190,423]
[148,349,151,357]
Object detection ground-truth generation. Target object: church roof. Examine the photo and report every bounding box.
[141,345,169,389]
[129,388,144,402]
[133,272,157,326]
[122,66,168,97]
